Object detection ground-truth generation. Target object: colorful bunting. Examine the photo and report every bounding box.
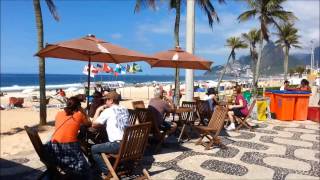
[121,65,127,74]
[96,63,103,72]
[103,63,112,73]
[114,64,122,73]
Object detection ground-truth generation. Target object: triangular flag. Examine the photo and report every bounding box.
[114,72,119,77]
[126,64,130,72]
[133,63,142,72]
[82,65,95,77]
[121,65,127,74]
[103,63,112,73]
[129,65,135,73]
[115,64,121,73]
[96,64,103,72]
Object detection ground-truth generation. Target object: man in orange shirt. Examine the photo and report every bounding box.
[48,96,91,178]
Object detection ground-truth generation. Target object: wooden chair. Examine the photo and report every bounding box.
[24,126,65,179]
[235,99,256,131]
[132,101,145,109]
[147,106,176,152]
[101,123,152,180]
[193,106,228,150]
[196,100,213,126]
[127,109,138,125]
[135,108,150,124]
[178,101,197,142]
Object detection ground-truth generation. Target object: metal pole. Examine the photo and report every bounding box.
[185,0,195,102]
[87,57,91,109]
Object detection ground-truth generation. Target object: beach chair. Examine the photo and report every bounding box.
[193,106,228,150]
[235,99,256,131]
[24,126,66,179]
[101,123,152,180]
[127,109,138,125]
[132,101,145,109]
[196,100,212,126]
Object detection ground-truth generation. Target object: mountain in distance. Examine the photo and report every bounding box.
[204,41,320,76]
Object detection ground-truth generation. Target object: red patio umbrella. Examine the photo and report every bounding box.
[150,46,213,105]
[36,34,157,108]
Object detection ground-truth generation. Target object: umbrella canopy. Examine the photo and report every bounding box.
[36,34,157,63]
[35,34,157,108]
[150,46,213,70]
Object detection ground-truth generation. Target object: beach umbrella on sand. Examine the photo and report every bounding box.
[36,34,157,108]
[150,46,213,105]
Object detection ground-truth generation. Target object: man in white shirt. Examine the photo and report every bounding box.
[91,91,129,175]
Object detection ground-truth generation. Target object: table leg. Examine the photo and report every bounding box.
[178,124,186,142]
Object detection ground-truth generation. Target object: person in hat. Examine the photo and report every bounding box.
[90,91,129,175]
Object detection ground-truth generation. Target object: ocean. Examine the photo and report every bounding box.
[0,73,219,88]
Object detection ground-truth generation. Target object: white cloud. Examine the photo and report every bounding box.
[110,33,122,39]
[284,0,320,52]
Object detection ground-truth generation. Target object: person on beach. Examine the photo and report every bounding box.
[148,88,177,133]
[90,91,129,176]
[203,87,218,111]
[280,80,290,90]
[226,85,249,131]
[48,96,91,178]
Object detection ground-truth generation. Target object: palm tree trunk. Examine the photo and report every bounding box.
[217,51,233,92]
[173,0,181,106]
[33,0,47,125]
[284,46,289,80]
[254,31,264,96]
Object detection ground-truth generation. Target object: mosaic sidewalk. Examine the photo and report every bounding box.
[1,120,319,180]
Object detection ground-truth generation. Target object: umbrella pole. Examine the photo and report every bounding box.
[174,66,180,107]
[87,57,91,110]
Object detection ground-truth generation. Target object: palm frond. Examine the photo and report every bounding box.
[134,0,157,13]
[238,10,257,22]
[45,0,59,21]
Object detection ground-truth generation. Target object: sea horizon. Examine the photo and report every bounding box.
[0,73,225,89]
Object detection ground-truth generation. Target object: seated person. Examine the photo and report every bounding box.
[286,79,311,92]
[91,91,129,175]
[280,80,290,90]
[203,87,218,111]
[88,91,104,118]
[299,79,311,91]
[226,85,249,131]
[148,88,176,134]
[48,96,91,177]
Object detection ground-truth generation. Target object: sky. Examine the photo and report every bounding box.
[1,0,319,75]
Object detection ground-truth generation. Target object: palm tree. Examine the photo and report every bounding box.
[217,37,248,91]
[274,23,301,80]
[295,66,305,78]
[241,28,260,89]
[238,0,296,95]
[33,0,59,125]
[135,0,224,105]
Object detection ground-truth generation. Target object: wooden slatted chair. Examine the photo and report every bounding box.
[135,108,150,124]
[101,122,152,180]
[193,106,228,150]
[132,101,145,109]
[178,101,197,142]
[24,126,65,179]
[235,99,256,131]
[196,100,212,126]
[127,109,138,125]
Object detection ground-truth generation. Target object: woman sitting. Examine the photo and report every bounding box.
[48,96,91,178]
[226,85,249,131]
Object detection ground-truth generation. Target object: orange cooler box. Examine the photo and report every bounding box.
[294,94,311,120]
[275,94,296,120]
[264,92,276,113]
